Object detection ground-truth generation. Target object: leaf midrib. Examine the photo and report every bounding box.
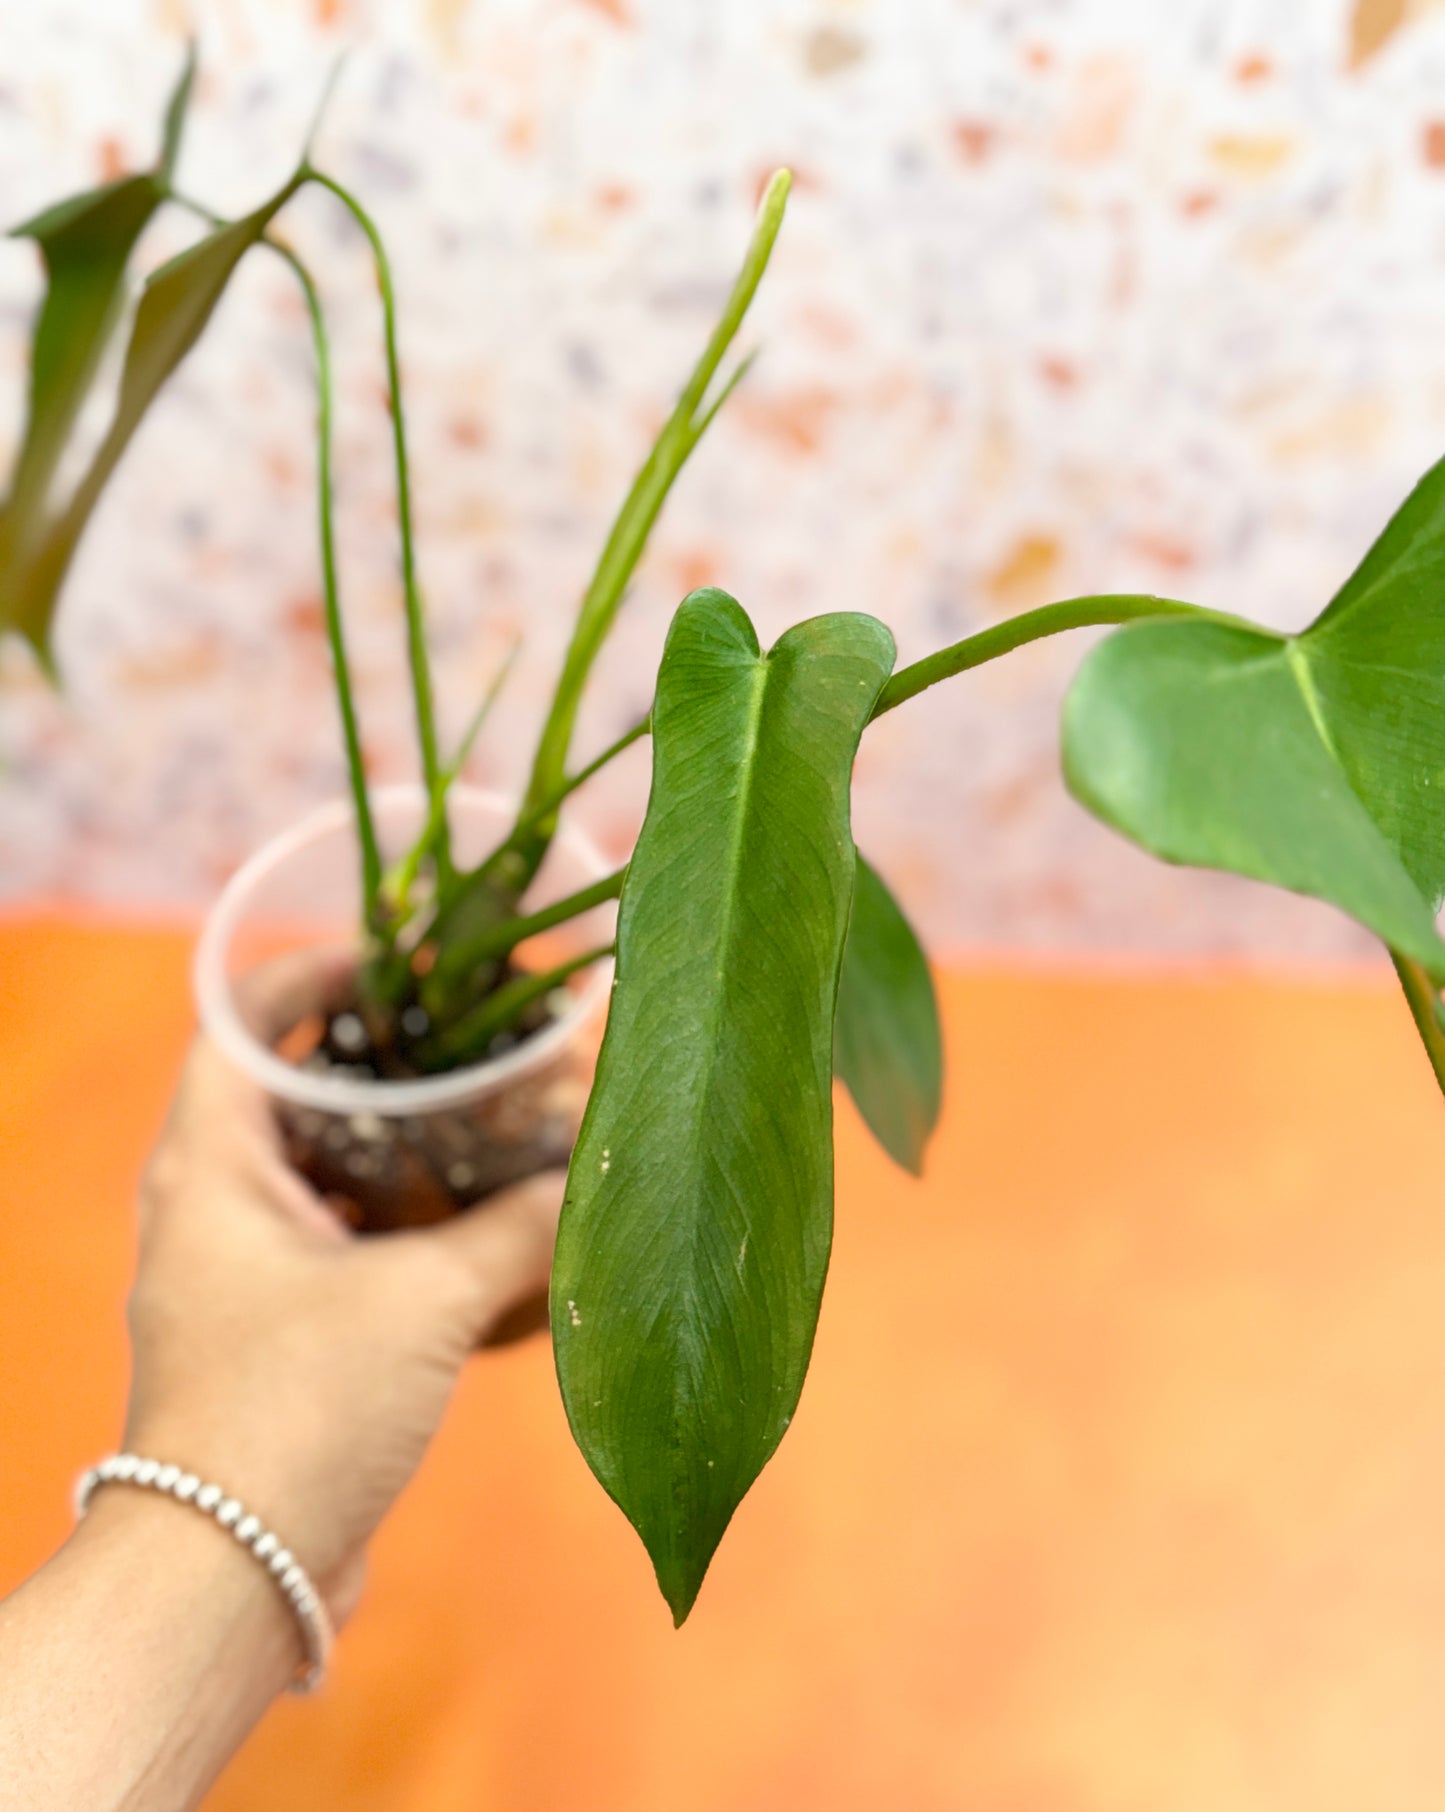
[656,652,770,1470]
[1285,632,1445,928]
[1284,636,1340,765]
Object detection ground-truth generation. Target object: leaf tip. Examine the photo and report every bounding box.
[653,1547,711,1628]
[20,623,61,688]
[159,38,200,179]
[755,168,792,236]
[303,50,352,166]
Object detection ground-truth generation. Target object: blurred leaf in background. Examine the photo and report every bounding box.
[0,46,195,668]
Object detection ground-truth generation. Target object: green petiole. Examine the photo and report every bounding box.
[388,638,523,918]
[1391,952,1445,1093]
[305,168,445,872]
[869,594,1268,720]
[426,863,626,1008]
[435,941,616,1065]
[461,713,651,905]
[267,240,383,925]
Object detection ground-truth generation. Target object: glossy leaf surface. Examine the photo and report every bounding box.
[835,852,942,1174]
[552,587,894,1624]
[1303,452,1445,910]
[1064,454,1445,1011]
[1064,619,1445,976]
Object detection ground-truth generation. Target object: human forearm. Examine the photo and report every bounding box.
[0,956,564,1806]
[0,1488,296,1812]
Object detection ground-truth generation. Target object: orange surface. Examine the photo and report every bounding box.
[3,915,1444,1811]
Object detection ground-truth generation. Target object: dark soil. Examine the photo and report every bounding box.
[276,992,590,1233]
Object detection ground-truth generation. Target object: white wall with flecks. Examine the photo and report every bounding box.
[2,0,1443,962]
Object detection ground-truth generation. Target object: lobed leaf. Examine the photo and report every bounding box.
[1303,453,1445,910]
[834,851,943,1174]
[1064,461,1445,1081]
[1064,620,1445,976]
[551,586,895,1624]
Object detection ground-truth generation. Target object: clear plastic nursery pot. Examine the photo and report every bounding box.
[195,786,615,1232]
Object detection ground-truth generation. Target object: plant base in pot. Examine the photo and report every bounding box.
[195,787,614,1234]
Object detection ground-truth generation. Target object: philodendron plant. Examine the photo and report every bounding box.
[7,51,1445,1623]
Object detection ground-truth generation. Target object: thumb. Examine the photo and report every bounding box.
[423,1169,568,1342]
[176,944,356,1150]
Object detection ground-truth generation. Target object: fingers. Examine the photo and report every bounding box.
[141,1052,344,1251]
[167,944,359,1160]
[143,943,361,1243]
[422,1170,567,1341]
[172,1036,276,1146]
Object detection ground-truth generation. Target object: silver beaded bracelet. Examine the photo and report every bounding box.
[75,1453,333,1694]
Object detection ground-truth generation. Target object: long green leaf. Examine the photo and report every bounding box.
[426,172,792,965]
[3,177,299,659]
[835,852,943,1175]
[0,45,196,657]
[551,587,895,1625]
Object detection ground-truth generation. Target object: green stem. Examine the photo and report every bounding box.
[432,863,625,991]
[557,711,651,803]
[495,714,651,867]
[436,942,616,1065]
[392,639,522,916]
[869,594,1260,720]
[305,169,444,853]
[428,713,651,950]
[163,189,225,228]
[267,240,382,922]
[1391,950,1445,1093]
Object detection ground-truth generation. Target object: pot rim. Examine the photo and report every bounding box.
[193,784,614,1115]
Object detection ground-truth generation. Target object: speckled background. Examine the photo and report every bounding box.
[3,0,1445,961]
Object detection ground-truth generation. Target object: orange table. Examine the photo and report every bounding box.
[2,915,1443,1811]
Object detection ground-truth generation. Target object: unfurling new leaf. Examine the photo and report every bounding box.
[505,170,793,890]
[551,587,895,1624]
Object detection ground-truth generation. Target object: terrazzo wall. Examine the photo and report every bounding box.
[3,0,1445,961]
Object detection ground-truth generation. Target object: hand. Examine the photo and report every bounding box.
[122,956,565,1625]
